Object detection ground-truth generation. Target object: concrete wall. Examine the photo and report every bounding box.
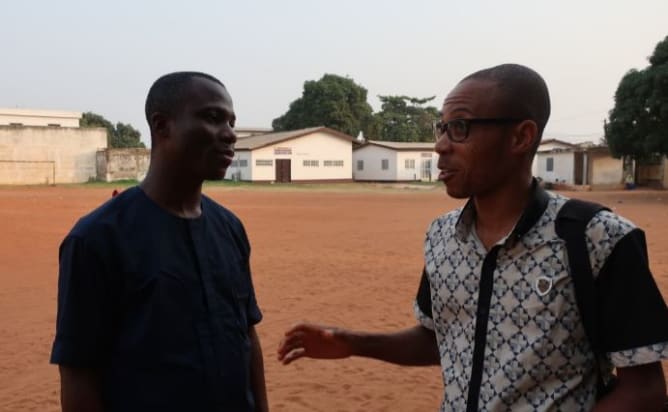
[0,126,107,184]
[588,152,623,187]
[352,145,397,181]
[535,151,575,184]
[97,148,150,182]
[229,131,353,182]
[0,108,81,128]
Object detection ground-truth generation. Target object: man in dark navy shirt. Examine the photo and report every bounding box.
[51,72,268,412]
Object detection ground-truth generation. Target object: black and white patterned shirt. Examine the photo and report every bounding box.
[415,185,668,411]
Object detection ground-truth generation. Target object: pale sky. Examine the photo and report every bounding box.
[2,0,667,146]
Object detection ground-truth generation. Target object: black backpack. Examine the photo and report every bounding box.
[556,198,668,407]
[555,198,614,398]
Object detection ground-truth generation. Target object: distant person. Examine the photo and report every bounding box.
[51,72,268,412]
[111,188,119,197]
[278,64,668,411]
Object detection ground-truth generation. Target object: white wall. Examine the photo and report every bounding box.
[225,151,253,181]
[589,153,623,186]
[353,145,397,181]
[535,151,574,184]
[0,109,81,128]
[0,126,107,184]
[532,142,574,177]
[395,151,439,182]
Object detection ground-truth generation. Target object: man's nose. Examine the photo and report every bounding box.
[221,126,237,144]
[434,135,453,154]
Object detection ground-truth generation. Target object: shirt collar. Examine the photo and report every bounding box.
[455,179,550,246]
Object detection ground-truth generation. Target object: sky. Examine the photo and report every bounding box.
[2,0,667,147]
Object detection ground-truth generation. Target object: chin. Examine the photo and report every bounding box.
[444,184,470,199]
[205,169,227,181]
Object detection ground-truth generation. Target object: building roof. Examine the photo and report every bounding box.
[0,108,82,119]
[234,126,354,150]
[355,140,435,151]
[235,127,273,137]
[539,138,577,148]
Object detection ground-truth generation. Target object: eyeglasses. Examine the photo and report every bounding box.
[432,118,523,143]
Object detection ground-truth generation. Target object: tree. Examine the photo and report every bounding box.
[80,112,145,148]
[374,95,439,142]
[272,74,376,137]
[605,35,668,160]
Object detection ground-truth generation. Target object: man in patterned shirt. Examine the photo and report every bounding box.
[278,64,668,411]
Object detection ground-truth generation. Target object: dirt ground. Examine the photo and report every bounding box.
[0,185,666,411]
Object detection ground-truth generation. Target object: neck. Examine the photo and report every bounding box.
[473,171,533,248]
[140,161,203,219]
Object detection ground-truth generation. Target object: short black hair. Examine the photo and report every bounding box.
[145,71,225,126]
[463,64,550,152]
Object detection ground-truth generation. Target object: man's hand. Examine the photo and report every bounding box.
[593,362,666,412]
[277,323,353,365]
[277,323,439,366]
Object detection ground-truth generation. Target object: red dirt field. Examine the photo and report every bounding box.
[0,185,666,411]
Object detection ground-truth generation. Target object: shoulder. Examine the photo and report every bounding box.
[201,194,250,252]
[68,186,144,241]
[426,207,463,236]
[586,209,637,245]
[201,194,244,229]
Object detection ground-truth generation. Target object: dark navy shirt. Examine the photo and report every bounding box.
[51,187,262,412]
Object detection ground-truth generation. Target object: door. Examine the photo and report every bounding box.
[421,159,432,182]
[275,159,291,183]
[574,152,584,185]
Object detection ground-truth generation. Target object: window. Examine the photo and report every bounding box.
[303,160,319,167]
[256,159,273,166]
[357,160,364,171]
[231,159,248,168]
[381,159,389,170]
[405,159,415,169]
[47,123,61,127]
[324,160,344,167]
[546,157,554,172]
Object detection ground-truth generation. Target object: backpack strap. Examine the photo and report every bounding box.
[555,198,611,395]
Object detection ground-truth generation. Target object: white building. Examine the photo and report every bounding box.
[534,139,626,188]
[0,108,82,128]
[533,139,581,184]
[352,140,439,182]
[225,126,354,182]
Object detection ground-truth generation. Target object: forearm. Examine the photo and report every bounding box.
[345,325,439,366]
[59,366,104,412]
[249,327,268,412]
[593,363,666,412]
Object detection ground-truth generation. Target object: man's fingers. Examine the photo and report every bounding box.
[277,338,303,358]
[281,348,306,365]
[285,322,321,336]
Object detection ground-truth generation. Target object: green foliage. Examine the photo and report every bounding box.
[80,112,145,148]
[272,74,376,137]
[605,35,668,160]
[374,95,439,142]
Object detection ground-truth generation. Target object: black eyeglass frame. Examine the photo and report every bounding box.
[432,118,524,142]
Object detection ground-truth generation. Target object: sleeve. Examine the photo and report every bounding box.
[595,228,668,367]
[238,220,262,327]
[414,267,434,330]
[245,264,263,327]
[50,235,115,367]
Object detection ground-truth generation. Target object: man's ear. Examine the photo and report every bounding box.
[149,112,170,143]
[511,120,539,156]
